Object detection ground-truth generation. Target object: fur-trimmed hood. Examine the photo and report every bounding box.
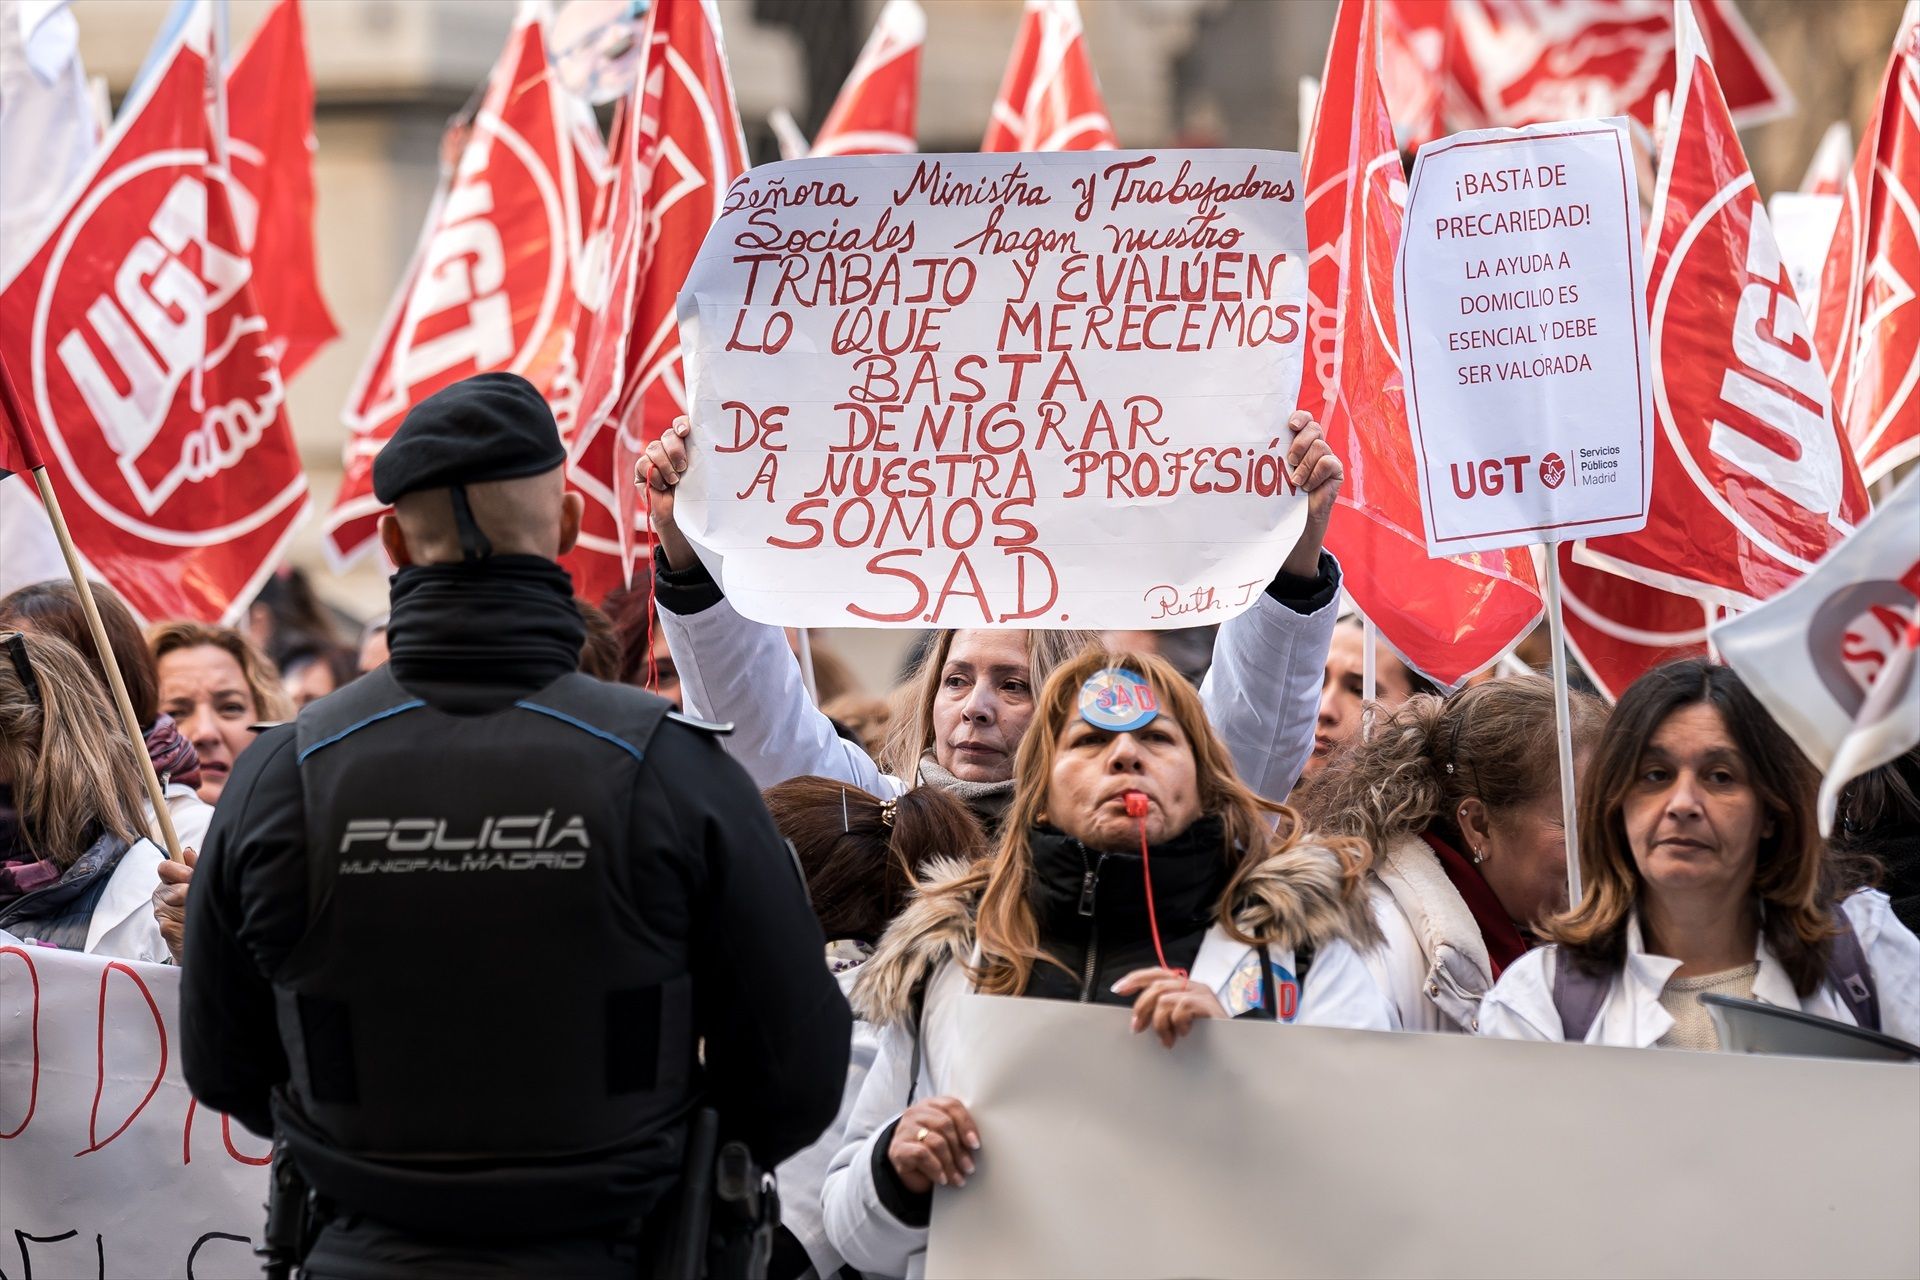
[851,840,1379,1027]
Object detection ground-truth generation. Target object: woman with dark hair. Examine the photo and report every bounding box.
[763,778,987,1280]
[1479,659,1918,1048]
[820,650,1386,1278]
[0,581,214,850]
[1300,674,1606,1032]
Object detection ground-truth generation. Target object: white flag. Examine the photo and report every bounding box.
[1713,473,1920,834]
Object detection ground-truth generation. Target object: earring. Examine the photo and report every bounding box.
[1472,847,1485,865]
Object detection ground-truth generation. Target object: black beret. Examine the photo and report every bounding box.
[372,372,566,504]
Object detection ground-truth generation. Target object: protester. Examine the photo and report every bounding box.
[180,372,850,1278]
[0,630,170,962]
[1300,675,1606,1032]
[1832,747,1920,935]
[821,692,893,760]
[1478,659,1920,1048]
[819,650,1387,1277]
[602,576,681,705]
[357,613,390,674]
[150,622,292,806]
[641,410,1350,828]
[576,598,620,681]
[1301,614,1440,780]
[0,580,214,850]
[278,642,361,710]
[764,778,989,1280]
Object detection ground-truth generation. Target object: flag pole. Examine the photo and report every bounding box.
[1361,611,1379,739]
[0,356,182,862]
[1542,542,1582,904]
[796,626,820,705]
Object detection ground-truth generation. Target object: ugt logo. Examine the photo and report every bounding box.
[1539,452,1567,489]
[1450,454,1531,499]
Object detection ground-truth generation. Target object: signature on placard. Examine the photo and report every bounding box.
[1143,579,1268,621]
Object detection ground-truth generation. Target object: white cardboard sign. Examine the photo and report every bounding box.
[675,150,1310,629]
[1395,118,1652,555]
[927,994,1920,1279]
[0,940,271,1279]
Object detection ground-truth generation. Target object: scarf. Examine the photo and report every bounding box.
[0,786,69,906]
[1422,830,1532,978]
[915,755,1015,829]
[386,556,586,712]
[144,713,201,790]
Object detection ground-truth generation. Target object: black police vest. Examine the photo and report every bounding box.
[279,666,692,1159]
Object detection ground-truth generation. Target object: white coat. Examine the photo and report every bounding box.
[777,954,883,1280]
[83,837,170,963]
[1477,889,1920,1047]
[1361,834,1494,1033]
[818,861,1390,1280]
[659,570,1341,803]
[153,779,214,853]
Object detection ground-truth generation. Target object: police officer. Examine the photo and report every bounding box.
[181,373,852,1278]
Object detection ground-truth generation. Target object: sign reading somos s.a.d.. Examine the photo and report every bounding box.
[1395,117,1652,556]
[674,149,1310,630]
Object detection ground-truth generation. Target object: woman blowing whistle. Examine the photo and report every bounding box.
[815,651,1388,1279]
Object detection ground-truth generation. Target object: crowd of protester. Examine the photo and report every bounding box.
[1,424,1916,1277]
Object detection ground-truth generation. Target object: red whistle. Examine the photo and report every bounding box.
[1124,791,1149,818]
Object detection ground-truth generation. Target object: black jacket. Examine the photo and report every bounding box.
[180,556,850,1238]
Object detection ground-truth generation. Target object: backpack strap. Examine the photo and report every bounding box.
[1549,947,1610,1044]
[1826,905,1881,1033]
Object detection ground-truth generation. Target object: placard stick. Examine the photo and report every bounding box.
[1542,541,1582,903]
[1361,612,1379,740]
[796,626,820,706]
[30,469,184,862]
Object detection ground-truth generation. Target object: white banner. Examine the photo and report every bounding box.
[675,150,1310,629]
[927,994,1919,1279]
[1396,118,1652,555]
[0,940,270,1278]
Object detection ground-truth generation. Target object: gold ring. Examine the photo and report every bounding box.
[915,1126,931,1143]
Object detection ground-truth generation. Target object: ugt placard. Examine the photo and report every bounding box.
[1395,118,1651,555]
[674,150,1309,629]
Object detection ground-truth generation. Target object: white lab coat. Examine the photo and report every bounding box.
[148,779,214,853]
[82,837,170,963]
[1361,834,1494,1033]
[659,569,1341,804]
[777,956,883,1280]
[1476,889,1920,1047]
[819,928,1389,1279]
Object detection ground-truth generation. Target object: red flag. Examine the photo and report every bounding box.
[0,3,308,623]
[1584,1,1869,608]
[811,0,923,157]
[225,0,337,381]
[326,9,600,575]
[1305,0,1541,687]
[1558,545,1708,701]
[981,0,1117,153]
[0,355,46,478]
[603,0,749,578]
[1380,0,1449,150]
[1812,5,1920,486]
[1439,0,1791,132]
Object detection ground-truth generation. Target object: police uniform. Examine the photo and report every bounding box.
[181,374,852,1277]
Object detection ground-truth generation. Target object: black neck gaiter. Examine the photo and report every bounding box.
[386,556,585,714]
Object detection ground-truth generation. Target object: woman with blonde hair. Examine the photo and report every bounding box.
[640,412,1352,829]
[819,649,1387,1277]
[1299,674,1606,1032]
[0,630,170,961]
[1479,659,1919,1048]
[150,621,292,806]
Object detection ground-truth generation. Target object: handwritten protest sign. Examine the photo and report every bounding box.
[1395,118,1651,556]
[0,940,269,1278]
[674,150,1309,629]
